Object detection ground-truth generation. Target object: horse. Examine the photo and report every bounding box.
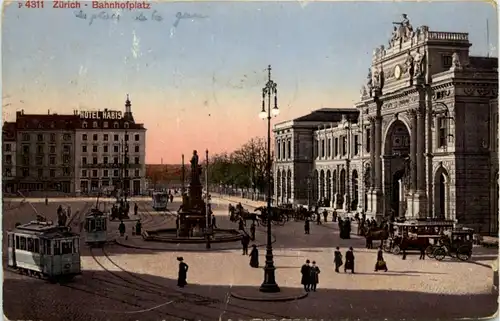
[365,227,389,249]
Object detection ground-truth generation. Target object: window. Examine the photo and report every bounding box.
[135,134,140,141]
[50,133,56,142]
[22,156,29,165]
[92,134,97,141]
[114,122,119,129]
[82,157,87,165]
[36,156,43,166]
[104,156,108,164]
[38,169,43,178]
[50,169,56,177]
[320,139,325,158]
[114,157,119,164]
[104,134,108,141]
[354,135,359,155]
[34,239,40,253]
[135,157,139,164]
[63,155,70,164]
[114,145,119,153]
[5,155,12,164]
[342,136,347,156]
[37,145,44,154]
[125,134,129,141]
[334,138,339,157]
[63,133,71,141]
[135,145,139,153]
[53,240,61,255]
[327,138,331,158]
[82,134,88,141]
[114,134,119,141]
[19,236,27,251]
[22,133,30,141]
[27,237,34,251]
[63,145,70,153]
[287,140,291,159]
[49,145,56,154]
[37,134,43,141]
[103,170,108,177]
[5,168,11,177]
[313,139,318,159]
[92,157,98,164]
[82,122,88,129]
[22,145,29,154]
[438,117,448,148]
[63,167,70,176]
[113,169,119,177]
[92,170,98,177]
[5,143,11,152]
[125,170,129,177]
[135,169,140,177]
[93,121,98,128]
[82,170,87,177]
[442,54,452,69]
[366,129,371,153]
[277,141,281,160]
[124,157,129,164]
[49,156,56,165]
[103,145,108,153]
[124,122,129,129]
[93,145,98,153]
[82,145,87,153]
[103,121,108,128]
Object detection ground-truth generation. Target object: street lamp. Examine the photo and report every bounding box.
[258,65,280,293]
[342,119,351,213]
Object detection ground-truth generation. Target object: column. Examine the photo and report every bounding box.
[416,108,426,191]
[369,117,376,189]
[409,109,417,191]
[374,116,383,192]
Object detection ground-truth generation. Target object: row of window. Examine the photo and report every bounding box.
[81,169,140,178]
[276,140,292,160]
[12,235,79,255]
[21,144,71,155]
[82,133,140,142]
[81,144,140,154]
[20,167,71,178]
[82,156,141,165]
[82,121,130,129]
[21,133,72,142]
[19,154,71,166]
[315,134,364,159]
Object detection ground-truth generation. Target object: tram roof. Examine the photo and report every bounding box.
[14,221,78,238]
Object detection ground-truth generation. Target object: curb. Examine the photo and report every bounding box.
[230,290,308,302]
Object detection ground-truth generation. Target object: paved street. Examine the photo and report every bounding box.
[3,197,498,321]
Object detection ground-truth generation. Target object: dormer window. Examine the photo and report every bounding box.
[82,121,88,129]
[103,121,108,128]
[93,121,98,128]
[113,122,119,129]
[124,122,129,129]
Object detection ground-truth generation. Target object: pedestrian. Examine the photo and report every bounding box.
[249,244,259,268]
[323,209,328,223]
[211,214,217,228]
[119,220,126,237]
[316,211,322,225]
[177,257,189,287]
[45,196,48,206]
[250,223,256,241]
[170,194,174,203]
[419,245,426,260]
[332,209,337,222]
[134,203,138,216]
[374,246,388,272]
[301,259,311,292]
[238,218,245,231]
[344,247,355,273]
[135,219,142,234]
[310,261,320,292]
[334,246,343,273]
[241,232,250,255]
[304,218,310,234]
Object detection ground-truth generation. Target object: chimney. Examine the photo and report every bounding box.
[48,109,50,115]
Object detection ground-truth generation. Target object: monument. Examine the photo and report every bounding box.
[177,150,208,237]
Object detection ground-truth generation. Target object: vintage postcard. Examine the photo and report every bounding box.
[2,1,499,320]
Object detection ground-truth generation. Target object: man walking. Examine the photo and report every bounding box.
[323,209,328,223]
[241,232,250,255]
[301,259,311,292]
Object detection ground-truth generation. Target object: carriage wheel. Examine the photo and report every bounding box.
[457,245,472,261]
[392,245,401,255]
[383,242,392,253]
[425,245,436,258]
[434,247,446,261]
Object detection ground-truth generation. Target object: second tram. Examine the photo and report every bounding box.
[152,191,168,211]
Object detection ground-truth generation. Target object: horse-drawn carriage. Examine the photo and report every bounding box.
[427,227,474,261]
[384,220,455,255]
[254,206,287,226]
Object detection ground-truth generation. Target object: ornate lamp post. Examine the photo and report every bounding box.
[258,65,280,293]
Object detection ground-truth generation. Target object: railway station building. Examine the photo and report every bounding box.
[273,16,499,235]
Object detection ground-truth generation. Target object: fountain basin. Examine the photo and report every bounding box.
[142,228,242,243]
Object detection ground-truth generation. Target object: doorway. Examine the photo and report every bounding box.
[391,169,405,217]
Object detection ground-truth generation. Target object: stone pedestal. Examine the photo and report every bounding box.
[372,190,384,222]
[405,193,415,218]
[413,191,427,218]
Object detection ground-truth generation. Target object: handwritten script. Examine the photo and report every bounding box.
[74,10,120,25]
[173,12,208,28]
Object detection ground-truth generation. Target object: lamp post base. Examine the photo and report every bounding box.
[259,266,280,293]
[259,282,280,293]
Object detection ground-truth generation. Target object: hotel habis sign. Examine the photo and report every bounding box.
[79,110,123,120]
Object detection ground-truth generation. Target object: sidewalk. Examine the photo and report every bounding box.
[212,193,266,208]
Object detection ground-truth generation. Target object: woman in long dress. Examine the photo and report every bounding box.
[249,244,259,268]
[344,247,355,273]
[177,257,189,287]
[374,246,388,272]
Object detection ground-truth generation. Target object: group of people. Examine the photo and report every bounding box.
[300,260,321,292]
[57,205,71,227]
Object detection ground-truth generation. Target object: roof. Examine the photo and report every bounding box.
[469,56,498,70]
[2,122,16,141]
[14,221,78,237]
[292,108,359,123]
[15,112,80,131]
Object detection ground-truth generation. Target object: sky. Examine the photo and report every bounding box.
[2,1,498,163]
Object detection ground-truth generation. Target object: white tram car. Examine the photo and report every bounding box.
[84,208,108,246]
[7,220,81,281]
[152,191,168,211]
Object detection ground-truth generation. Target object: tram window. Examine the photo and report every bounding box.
[34,239,40,253]
[27,238,34,251]
[19,236,27,251]
[90,220,96,232]
[96,219,102,231]
[54,240,61,255]
[15,236,20,249]
[62,241,73,255]
[85,218,90,231]
[45,240,52,255]
[103,220,107,231]
[73,239,79,253]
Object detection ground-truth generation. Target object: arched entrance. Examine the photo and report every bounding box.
[326,170,331,207]
[339,169,346,208]
[351,170,359,211]
[281,170,286,204]
[319,170,325,200]
[433,167,449,219]
[383,119,411,217]
[286,169,292,203]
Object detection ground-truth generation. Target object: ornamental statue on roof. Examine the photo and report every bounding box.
[388,13,414,48]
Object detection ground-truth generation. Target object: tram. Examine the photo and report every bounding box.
[152,191,168,211]
[7,220,81,282]
[83,208,108,246]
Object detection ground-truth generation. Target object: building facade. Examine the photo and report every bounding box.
[74,96,147,196]
[274,15,498,235]
[2,122,17,194]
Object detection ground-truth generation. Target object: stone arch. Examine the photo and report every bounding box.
[319,169,325,199]
[326,170,332,205]
[286,169,292,203]
[351,169,359,211]
[281,169,286,203]
[383,118,411,156]
[433,165,450,219]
